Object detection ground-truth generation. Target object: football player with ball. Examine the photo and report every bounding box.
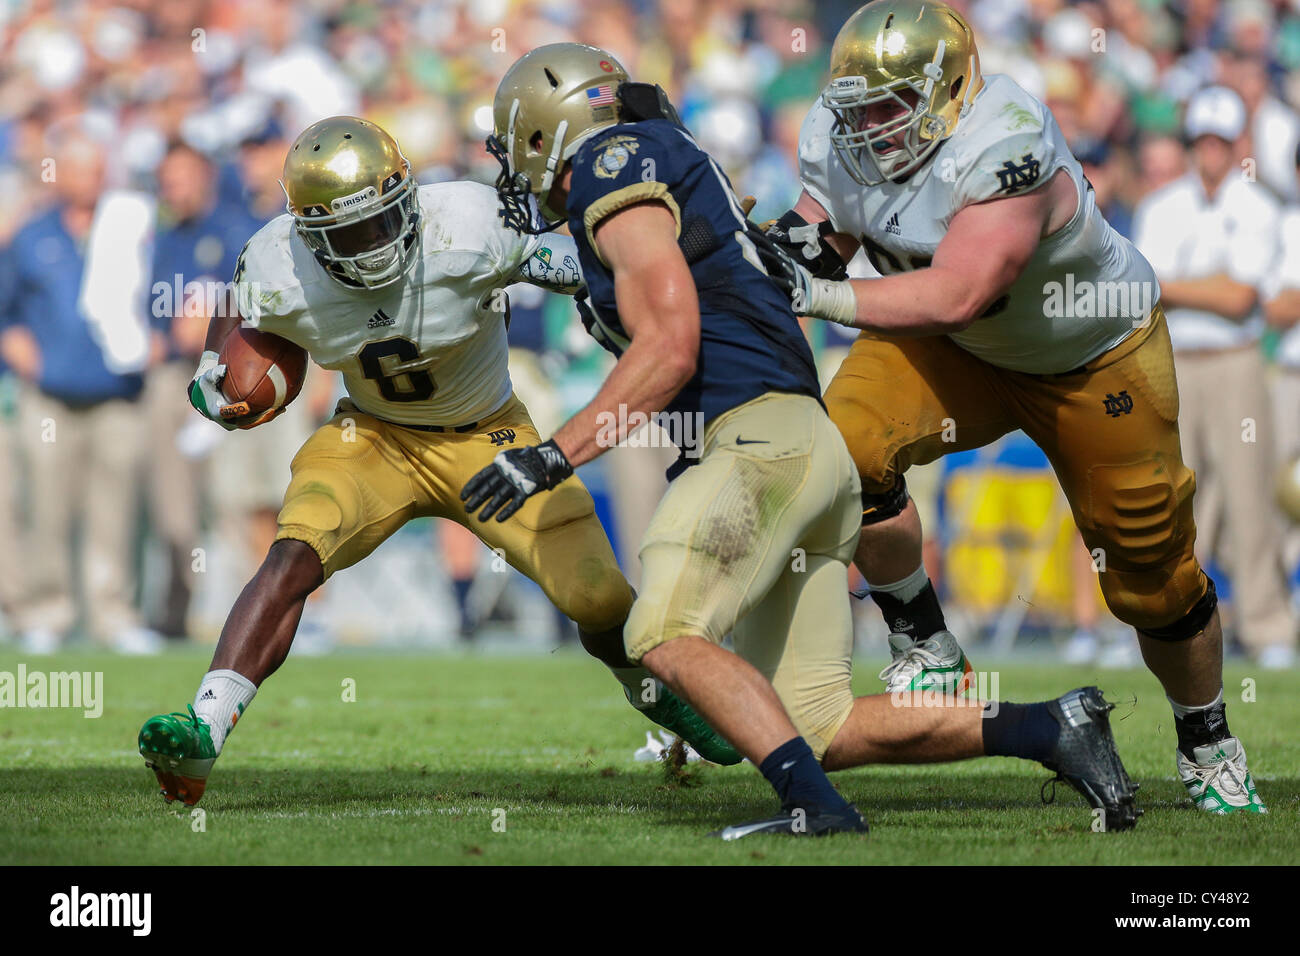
[137,116,739,806]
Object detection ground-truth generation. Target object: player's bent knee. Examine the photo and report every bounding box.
[624,623,694,664]
[548,556,632,635]
[860,474,909,527]
[278,472,349,537]
[1083,459,1209,632]
[1135,576,1217,642]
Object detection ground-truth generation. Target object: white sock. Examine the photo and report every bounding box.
[193,669,257,753]
[610,665,659,710]
[1167,688,1224,718]
[865,564,930,602]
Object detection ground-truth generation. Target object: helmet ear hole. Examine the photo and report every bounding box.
[951,76,963,98]
[529,131,544,152]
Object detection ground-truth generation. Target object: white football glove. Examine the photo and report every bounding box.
[188,350,238,430]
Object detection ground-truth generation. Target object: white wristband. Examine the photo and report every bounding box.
[807,278,858,326]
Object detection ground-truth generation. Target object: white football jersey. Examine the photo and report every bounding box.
[799,74,1159,374]
[234,181,574,426]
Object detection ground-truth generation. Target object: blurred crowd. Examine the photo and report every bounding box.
[1,0,1299,663]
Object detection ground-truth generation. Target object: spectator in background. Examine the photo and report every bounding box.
[1262,142,1300,648]
[1223,49,1300,203]
[146,141,260,639]
[0,124,160,654]
[1137,134,1188,198]
[1133,86,1297,667]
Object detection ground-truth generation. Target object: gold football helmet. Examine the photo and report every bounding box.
[281,116,419,289]
[488,43,629,231]
[823,0,984,186]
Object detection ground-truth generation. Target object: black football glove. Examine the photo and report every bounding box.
[460,439,574,522]
[747,222,817,313]
[761,211,849,282]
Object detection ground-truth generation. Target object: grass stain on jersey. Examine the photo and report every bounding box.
[999,102,1041,131]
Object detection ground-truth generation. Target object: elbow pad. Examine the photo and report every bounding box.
[765,211,849,281]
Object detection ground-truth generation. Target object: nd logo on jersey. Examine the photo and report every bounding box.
[996,153,1041,194]
[593,136,640,179]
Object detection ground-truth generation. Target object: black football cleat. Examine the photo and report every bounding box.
[1041,686,1142,831]
[709,803,869,840]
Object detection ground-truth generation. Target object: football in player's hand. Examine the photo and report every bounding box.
[217,325,307,423]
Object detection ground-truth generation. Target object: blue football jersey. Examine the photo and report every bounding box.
[566,119,821,447]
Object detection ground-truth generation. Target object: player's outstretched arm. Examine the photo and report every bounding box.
[516,233,584,295]
[776,184,1054,336]
[460,201,699,524]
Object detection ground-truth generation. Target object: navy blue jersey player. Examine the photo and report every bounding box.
[566,119,823,467]
[462,43,1141,838]
[464,42,868,838]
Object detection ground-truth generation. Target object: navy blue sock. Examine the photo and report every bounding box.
[982,702,1060,763]
[758,738,850,812]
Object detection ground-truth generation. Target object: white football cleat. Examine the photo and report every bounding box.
[1176,737,1267,814]
[878,630,973,695]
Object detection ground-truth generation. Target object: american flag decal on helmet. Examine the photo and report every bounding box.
[586,85,615,106]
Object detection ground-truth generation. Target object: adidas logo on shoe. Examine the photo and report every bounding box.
[199,690,217,701]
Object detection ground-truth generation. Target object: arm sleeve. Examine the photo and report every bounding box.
[951,128,1063,212]
[231,229,293,330]
[515,233,584,294]
[570,129,681,262]
[231,238,260,325]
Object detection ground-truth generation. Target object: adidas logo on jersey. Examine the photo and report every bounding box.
[884,213,902,236]
[367,308,396,329]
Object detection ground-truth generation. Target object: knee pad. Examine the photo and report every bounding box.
[1086,459,1205,632]
[551,555,633,635]
[1138,576,1217,642]
[861,474,909,526]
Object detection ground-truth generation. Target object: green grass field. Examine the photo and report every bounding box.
[0,647,1295,865]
